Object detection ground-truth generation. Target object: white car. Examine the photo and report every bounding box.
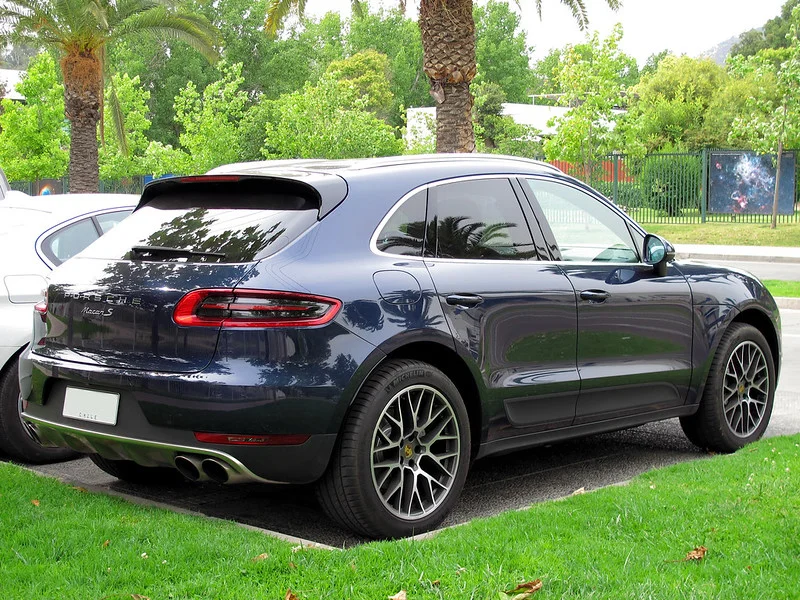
[0,167,31,202]
[1,193,137,462]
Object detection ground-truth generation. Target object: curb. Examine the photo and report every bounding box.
[776,297,800,310]
[676,253,800,264]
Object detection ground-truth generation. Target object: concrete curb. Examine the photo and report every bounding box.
[776,297,800,310]
[676,253,800,264]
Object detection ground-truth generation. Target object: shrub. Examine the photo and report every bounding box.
[595,181,645,209]
[641,153,702,216]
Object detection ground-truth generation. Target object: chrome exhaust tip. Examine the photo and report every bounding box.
[175,455,209,482]
[201,458,248,484]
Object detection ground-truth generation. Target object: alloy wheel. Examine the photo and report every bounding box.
[370,385,460,520]
[723,340,769,438]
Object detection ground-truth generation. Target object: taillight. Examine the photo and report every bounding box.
[34,296,47,323]
[173,289,342,328]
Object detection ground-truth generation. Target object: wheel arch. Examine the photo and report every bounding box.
[731,307,781,377]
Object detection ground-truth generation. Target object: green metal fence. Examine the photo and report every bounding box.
[549,150,800,224]
[10,176,146,196]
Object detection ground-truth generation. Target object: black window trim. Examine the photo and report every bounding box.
[517,174,646,265]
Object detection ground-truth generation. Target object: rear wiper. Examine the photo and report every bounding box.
[130,245,226,261]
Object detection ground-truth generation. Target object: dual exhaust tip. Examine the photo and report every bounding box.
[174,454,248,484]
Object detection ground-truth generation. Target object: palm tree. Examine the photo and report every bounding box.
[0,1,220,192]
[267,0,620,153]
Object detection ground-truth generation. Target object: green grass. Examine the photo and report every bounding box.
[646,221,800,246]
[763,280,800,298]
[2,435,800,599]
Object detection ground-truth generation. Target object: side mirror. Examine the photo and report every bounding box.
[643,234,675,277]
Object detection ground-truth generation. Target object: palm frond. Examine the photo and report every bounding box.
[108,76,129,157]
[111,7,220,61]
[351,0,365,20]
[265,0,307,37]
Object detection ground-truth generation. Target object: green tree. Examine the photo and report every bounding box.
[731,6,800,228]
[0,0,220,192]
[544,25,640,172]
[627,55,727,151]
[731,0,800,57]
[174,62,248,174]
[472,81,541,157]
[267,0,620,154]
[473,1,534,103]
[261,76,403,159]
[324,50,394,121]
[0,52,68,181]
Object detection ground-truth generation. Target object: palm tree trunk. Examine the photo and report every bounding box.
[61,54,101,193]
[420,0,476,153]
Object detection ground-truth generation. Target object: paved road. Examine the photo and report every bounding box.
[21,309,800,548]
[683,259,800,282]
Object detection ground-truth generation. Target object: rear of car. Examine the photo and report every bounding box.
[22,176,374,483]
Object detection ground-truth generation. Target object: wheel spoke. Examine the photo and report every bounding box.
[723,341,770,438]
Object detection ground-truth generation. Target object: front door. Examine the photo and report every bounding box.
[521,177,694,424]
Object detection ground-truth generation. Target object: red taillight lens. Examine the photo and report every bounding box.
[34,298,47,323]
[173,289,342,328]
[193,432,310,446]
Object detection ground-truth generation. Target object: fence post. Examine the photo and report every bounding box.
[700,149,709,223]
[612,152,620,205]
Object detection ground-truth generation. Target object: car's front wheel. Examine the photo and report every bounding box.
[681,323,776,452]
[317,359,471,538]
[0,356,77,464]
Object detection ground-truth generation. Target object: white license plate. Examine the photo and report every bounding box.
[62,388,120,426]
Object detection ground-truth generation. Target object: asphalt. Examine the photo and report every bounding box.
[13,244,800,548]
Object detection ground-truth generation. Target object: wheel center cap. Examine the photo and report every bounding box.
[403,444,414,459]
[738,384,746,395]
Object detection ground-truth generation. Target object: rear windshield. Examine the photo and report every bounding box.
[81,186,318,263]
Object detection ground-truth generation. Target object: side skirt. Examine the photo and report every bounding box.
[476,405,698,460]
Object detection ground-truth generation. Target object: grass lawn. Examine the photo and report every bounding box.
[762,280,800,298]
[646,221,800,246]
[2,435,800,599]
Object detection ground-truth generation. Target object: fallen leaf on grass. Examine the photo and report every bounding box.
[72,486,88,493]
[455,567,467,576]
[31,499,40,507]
[102,540,110,548]
[572,487,586,495]
[431,580,440,587]
[251,553,269,562]
[685,546,708,561]
[503,579,543,599]
[291,544,303,554]
[284,590,299,600]
[666,546,708,563]
[388,591,407,600]
[288,562,297,570]
[131,595,151,600]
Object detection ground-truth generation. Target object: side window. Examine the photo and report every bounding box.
[375,190,427,256]
[95,209,132,234]
[432,179,537,260]
[41,218,100,266]
[524,178,639,263]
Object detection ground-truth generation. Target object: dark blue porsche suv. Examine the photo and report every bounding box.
[21,155,781,538]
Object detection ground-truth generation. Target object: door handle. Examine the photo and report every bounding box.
[446,294,484,308]
[580,290,610,303]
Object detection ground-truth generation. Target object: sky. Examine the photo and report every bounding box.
[305,0,789,64]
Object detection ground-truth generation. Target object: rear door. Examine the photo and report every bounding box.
[520,176,693,423]
[39,178,320,373]
[423,177,579,441]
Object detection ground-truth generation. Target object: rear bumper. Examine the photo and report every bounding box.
[21,330,379,483]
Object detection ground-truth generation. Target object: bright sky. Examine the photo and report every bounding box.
[306,0,788,64]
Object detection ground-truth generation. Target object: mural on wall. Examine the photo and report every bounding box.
[709,152,796,215]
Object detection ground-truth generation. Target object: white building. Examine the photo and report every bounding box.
[0,69,25,101]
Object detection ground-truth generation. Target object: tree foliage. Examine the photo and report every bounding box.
[544,25,639,165]
[731,0,800,57]
[261,75,403,160]
[99,74,152,180]
[0,52,68,181]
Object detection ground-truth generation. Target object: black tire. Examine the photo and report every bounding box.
[317,359,471,539]
[681,323,776,453]
[89,454,185,485]
[0,355,77,464]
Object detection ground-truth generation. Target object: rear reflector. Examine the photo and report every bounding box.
[34,298,47,323]
[194,432,310,446]
[173,289,342,328]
